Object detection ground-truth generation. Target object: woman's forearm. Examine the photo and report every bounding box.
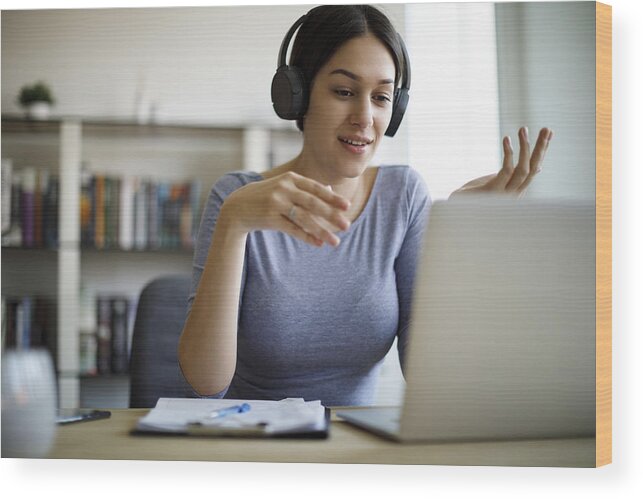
[178,204,248,396]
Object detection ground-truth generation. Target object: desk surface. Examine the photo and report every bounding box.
[47,409,595,467]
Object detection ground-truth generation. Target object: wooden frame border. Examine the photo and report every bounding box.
[596,1,612,467]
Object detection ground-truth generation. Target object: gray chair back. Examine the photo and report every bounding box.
[129,274,195,408]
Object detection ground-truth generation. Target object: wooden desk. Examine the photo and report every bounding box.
[46,409,595,466]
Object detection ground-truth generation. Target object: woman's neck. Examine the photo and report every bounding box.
[287,153,378,223]
[288,153,363,204]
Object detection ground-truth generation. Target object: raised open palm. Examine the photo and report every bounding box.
[450,127,553,198]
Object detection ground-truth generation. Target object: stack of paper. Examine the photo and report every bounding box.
[135,398,327,437]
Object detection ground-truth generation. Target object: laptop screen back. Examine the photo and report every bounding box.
[400,198,595,442]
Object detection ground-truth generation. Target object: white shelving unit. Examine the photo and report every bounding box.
[1,115,302,408]
[58,119,82,406]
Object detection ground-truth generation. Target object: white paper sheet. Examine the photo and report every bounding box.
[136,397,326,435]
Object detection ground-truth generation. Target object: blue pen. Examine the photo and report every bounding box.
[207,403,251,420]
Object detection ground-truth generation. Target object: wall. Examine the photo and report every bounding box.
[2,6,301,124]
[405,2,501,201]
[495,1,596,200]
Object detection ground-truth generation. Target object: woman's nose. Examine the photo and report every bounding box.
[350,97,374,129]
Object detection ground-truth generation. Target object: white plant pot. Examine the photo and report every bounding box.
[1,349,58,458]
[26,101,52,120]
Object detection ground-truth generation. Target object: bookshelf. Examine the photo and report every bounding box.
[1,114,302,408]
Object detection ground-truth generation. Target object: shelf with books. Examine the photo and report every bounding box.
[1,295,58,368]
[2,114,302,408]
[79,170,201,252]
[2,117,81,407]
[1,162,60,249]
[77,292,134,378]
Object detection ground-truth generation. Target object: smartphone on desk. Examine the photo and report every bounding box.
[56,409,111,425]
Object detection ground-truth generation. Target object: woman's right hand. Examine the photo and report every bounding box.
[220,171,352,247]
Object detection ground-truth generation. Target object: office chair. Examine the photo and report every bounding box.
[129,274,196,408]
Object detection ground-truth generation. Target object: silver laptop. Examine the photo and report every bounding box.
[338,197,596,442]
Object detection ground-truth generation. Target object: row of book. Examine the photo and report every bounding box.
[1,160,59,248]
[1,293,136,377]
[80,170,202,250]
[79,294,136,376]
[1,295,58,368]
[1,158,203,251]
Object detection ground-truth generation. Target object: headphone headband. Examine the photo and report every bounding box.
[397,32,411,91]
[277,13,308,68]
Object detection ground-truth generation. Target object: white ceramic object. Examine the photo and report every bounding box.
[26,101,51,120]
[1,349,58,458]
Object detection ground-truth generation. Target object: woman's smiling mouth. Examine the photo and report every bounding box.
[338,135,374,154]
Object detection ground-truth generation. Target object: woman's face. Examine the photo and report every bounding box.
[301,33,396,180]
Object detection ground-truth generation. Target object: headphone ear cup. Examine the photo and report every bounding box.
[271,66,308,120]
[385,88,409,137]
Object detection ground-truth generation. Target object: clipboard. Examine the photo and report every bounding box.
[131,398,330,439]
[131,408,330,439]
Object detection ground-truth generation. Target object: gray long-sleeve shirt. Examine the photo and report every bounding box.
[188,165,431,406]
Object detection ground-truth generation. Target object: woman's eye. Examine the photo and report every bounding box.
[335,89,353,97]
[374,94,392,104]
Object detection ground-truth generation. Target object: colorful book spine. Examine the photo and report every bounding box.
[119,176,134,250]
[110,296,129,374]
[94,175,105,249]
[134,178,148,250]
[43,174,59,248]
[33,170,44,247]
[79,332,97,376]
[6,170,23,246]
[20,297,33,349]
[147,181,158,249]
[104,176,113,248]
[20,168,36,248]
[109,177,120,248]
[157,180,175,249]
[80,169,93,247]
[95,295,111,374]
[1,159,12,234]
[2,297,20,349]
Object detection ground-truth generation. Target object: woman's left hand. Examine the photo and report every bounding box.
[450,127,554,198]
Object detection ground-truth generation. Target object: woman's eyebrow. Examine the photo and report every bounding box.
[329,68,394,85]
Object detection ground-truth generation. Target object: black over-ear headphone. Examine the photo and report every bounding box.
[270,11,411,138]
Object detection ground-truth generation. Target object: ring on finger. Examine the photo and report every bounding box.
[288,205,297,222]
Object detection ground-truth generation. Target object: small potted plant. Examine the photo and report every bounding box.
[18,81,55,120]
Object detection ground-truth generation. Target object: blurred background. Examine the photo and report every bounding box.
[1,2,597,408]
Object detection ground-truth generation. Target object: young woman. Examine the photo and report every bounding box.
[178,5,553,406]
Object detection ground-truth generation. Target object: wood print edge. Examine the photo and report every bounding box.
[595,0,612,468]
